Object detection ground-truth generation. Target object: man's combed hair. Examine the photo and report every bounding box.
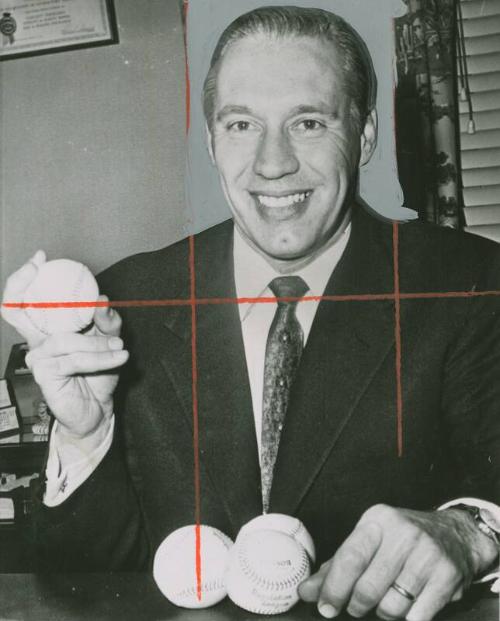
[203,5,377,133]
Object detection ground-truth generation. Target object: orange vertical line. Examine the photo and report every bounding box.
[182,0,191,133]
[393,222,403,457]
[189,234,202,600]
[184,0,198,599]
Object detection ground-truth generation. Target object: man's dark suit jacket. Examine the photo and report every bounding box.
[34,206,500,571]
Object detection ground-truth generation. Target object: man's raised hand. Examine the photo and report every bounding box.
[298,503,498,621]
[1,252,128,444]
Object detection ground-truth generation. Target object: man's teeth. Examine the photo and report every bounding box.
[256,191,311,208]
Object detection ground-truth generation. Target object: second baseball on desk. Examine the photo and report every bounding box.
[226,527,312,615]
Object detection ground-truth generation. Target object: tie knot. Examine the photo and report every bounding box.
[269,276,309,301]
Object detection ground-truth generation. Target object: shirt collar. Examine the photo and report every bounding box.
[234,224,351,322]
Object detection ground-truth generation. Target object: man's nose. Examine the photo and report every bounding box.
[253,129,299,179]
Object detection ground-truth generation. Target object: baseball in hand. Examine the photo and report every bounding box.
[238,513,316,563]
[23,259,99,335]
[153,524,233,609]
[226,529,311,615]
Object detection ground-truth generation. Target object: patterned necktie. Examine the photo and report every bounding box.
[261,275,309,513]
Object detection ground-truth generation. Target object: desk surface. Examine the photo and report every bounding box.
[0,573,497,621]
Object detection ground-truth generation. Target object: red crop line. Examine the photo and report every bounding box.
[2,294,392,309]
[182,0,191,134]
[183,1,199,596]
[393,223,403,458]
[399,290,500,299]
[188,234,202,602]
[6,288,500,312]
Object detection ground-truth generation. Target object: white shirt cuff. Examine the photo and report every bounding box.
[438,497,500,593]
[43,416,115,507]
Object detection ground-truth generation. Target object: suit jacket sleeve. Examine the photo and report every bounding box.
[31,269,151,572]
[33,426,149,571]
[441,243,500,504]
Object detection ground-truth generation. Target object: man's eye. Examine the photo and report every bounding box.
[295,119,325,132]
[228,120,252,132]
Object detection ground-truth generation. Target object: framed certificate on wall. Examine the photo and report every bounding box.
[0,0,118,61]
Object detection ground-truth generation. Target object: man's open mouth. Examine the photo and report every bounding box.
[254,191,312,209]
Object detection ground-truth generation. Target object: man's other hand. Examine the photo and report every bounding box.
[1,252,129,443]
[298,504,499,621]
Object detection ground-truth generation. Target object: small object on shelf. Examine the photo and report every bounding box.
[22,433,48,443]
[24,400,51,437]
[13,345,31,375]
[32,421,49,435]
[3,348,51,441]
[0,433,20,445]
[5,343,31,376]
[0,378,21,438]
[0,378,12,408]
[13,367,32,376]
[0,474,16,488]
[0,498,15,523]
[0,473,38,493]
[0,407,20,436]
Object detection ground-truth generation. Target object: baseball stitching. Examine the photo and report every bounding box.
[237,538,309,592]
[172,578,226,599]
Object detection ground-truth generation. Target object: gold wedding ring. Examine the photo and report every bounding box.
[391,581,416,602]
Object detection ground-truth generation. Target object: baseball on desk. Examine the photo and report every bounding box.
[226,528,311,615]
[238,512,316,563]
[153,524,233,609]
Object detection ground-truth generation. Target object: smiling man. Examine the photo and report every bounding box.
[206,28,373,266]
[2,6,500,621]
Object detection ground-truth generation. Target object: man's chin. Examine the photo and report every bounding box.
[256,239,316,264]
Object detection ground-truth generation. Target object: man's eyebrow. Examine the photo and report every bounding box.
[216,105,252,121]
[215,103,339,122]
[290,104,338,118]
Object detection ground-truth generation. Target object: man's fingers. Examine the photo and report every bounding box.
[373,545,438,620]
[2,251,46,301]
[93,295,122,337]
[316,522,382,618]
[30,349,129,384]
[345,515,426,619]
[298,561,331,602]
[3,312,45,348]
[26,331,129,381]
[406,560,460,621]
[346,541,409,618]
[374,579,423,620]
[26,332,124,366]
[1,251,48,346]
[301,506,479,620]
[30,249,46,267]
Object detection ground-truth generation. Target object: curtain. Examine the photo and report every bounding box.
[395,0,462,227]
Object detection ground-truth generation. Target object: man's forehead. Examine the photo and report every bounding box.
[218,31,343,72]
[214,32,347,109]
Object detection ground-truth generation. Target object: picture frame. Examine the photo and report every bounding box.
[0,0,119,61]
[0,378,21,438]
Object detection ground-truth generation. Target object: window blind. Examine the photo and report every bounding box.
[459,0,500,240]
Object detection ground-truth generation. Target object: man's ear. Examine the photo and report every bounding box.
[359,109,378,166]
[206,123,215,165]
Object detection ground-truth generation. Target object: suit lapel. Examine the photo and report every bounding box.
[159,222,262,531]
[270,208,397,515]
